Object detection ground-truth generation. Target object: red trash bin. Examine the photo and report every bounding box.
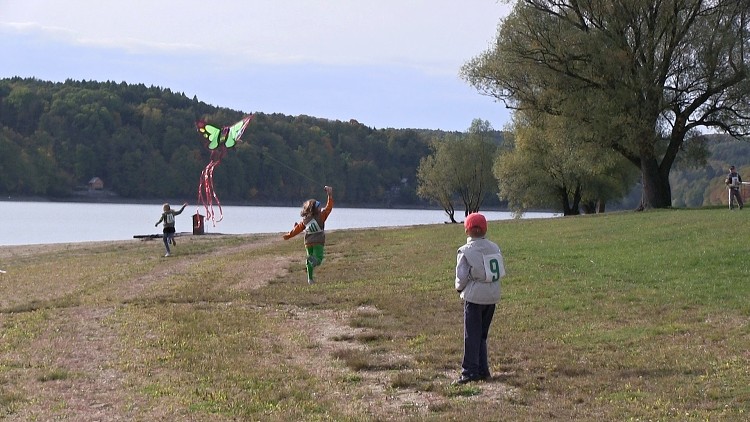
[192,213,204,235]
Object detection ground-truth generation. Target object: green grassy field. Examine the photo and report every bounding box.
[1,208,749,421]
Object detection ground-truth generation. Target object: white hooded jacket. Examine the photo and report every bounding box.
[455,237,504,305]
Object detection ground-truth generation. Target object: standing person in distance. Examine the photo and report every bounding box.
[725,165,744,210]
[155,202,187,257]
[283,186,334,284]
[453,212,505,385]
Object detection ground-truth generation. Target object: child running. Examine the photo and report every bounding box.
[283,186,334,284]
[155,202,187,257]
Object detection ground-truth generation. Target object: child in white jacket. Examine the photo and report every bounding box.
[453,212,505,385]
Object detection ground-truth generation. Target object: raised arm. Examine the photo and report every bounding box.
[320,186,334,221]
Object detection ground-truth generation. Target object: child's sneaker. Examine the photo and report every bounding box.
[307,278,315,284]
[164,252,171,257]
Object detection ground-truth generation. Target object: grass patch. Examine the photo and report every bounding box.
[37,368,71,382]
[0,387,25,415]
[0,209,749,420]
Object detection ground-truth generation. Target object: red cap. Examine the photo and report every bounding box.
[464,213,487,233]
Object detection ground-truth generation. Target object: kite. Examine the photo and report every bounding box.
[196,114,254,225]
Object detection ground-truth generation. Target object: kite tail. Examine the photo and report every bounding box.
[198,162,221,226]
[197,148,226,226]
[197,164,212,223]
[206,161,224,224]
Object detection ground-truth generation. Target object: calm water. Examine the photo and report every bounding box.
[1,201,555,246]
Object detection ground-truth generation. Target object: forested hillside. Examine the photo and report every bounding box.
[3,77,741,210]
[0,77,474,206]
[670,135,750,208]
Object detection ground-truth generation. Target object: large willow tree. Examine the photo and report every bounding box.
[463,0,750,209]
[495,110,638,215]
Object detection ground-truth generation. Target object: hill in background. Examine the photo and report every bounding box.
[1,77,504,208]
[1,77,746,210]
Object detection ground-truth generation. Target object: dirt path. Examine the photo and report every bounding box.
[119,235,286,301]
[1,236,517,420]
[6,306,129,421]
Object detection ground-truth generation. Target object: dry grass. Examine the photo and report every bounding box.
[0,209,749,421]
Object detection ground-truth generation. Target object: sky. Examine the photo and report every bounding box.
[0,0,514,131]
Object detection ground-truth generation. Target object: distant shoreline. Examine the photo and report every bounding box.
[0,195,526,212]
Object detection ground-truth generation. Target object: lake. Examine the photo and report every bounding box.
[0,201,556,246]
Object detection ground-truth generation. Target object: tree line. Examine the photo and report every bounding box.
[1,75,743,219]
[0,77,487,207]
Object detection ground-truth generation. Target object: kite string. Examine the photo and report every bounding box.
[195,138,326,225]
[255,147,325,187]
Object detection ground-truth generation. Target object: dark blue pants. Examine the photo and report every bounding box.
[163,228,175,254]
[462,301,496,378]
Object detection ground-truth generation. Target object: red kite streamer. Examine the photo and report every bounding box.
[195,115,253,225]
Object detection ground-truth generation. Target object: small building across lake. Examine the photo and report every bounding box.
[88,177,104,191]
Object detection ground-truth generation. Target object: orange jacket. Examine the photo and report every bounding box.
[283,191,334,245]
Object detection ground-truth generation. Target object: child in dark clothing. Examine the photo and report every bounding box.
[155,202,187,257]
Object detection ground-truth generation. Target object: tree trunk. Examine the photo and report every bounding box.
[444,202,457,223]
[596,199,605,213]
[559,184,581,216]
[571,185,582,215]
[581,199,605,214]
[639,158,672,209]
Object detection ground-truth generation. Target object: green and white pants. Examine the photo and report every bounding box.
[305,244,325,281]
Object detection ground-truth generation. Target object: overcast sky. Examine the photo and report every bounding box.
[0,0,514,131]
